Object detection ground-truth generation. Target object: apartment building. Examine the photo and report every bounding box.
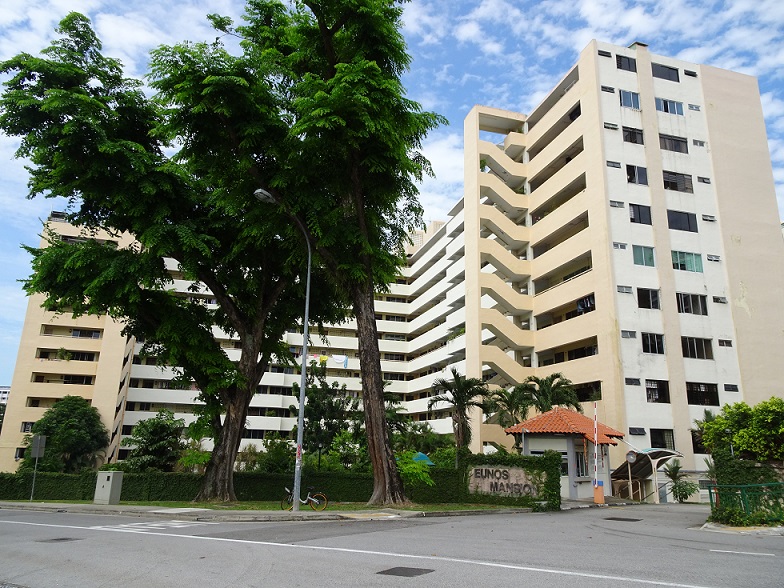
[2,40,782,478]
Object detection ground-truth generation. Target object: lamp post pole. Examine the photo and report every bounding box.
[255,189,311,512]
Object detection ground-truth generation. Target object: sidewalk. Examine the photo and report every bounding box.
[0,498,631,522]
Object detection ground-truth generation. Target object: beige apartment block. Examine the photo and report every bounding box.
[464,40,784,469]
[0,215,133,471]
[3,41,783,483]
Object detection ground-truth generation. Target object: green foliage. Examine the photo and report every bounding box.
[392,422,453,454]
[18,396,108,473]
[712,448,778,486]
[290,363,361,453]
[177,439,211,474]
[396,451,435,488]
[430,447,458,469]
[662,460,698,503]
[121,409,186,472]
[429,368,491,450]
[507,373,582,421]
[700,398,784,462]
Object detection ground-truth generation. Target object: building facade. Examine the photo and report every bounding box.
[2,40,782,479]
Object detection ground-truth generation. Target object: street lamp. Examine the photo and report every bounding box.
[254,188,311,512]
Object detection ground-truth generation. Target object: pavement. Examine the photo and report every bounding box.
[1,498,781,535]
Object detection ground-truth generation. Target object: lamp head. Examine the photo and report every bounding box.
[254,188,276,204]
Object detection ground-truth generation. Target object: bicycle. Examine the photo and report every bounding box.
[281,486,328,511]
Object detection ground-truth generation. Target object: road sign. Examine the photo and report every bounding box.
[31,434,46,459]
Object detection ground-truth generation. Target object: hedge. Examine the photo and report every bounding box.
[0,453,560,510]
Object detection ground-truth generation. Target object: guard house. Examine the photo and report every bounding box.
[505,407,624,500]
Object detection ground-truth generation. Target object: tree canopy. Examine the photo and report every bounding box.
[1,2,443,504]
[20,395,109,473]
[429,368,490,451]
[699,397,784,462]
[508,373,582,420]
[120,409,186,472]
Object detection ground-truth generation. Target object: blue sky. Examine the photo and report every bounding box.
[1,0,783,385]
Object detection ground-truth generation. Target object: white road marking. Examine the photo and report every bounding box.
[149,508,210,514]
[710,549,775,557]
[0,519,720,588]
[89,520,218,531]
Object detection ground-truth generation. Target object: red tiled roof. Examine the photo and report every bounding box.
[504,406,624,445]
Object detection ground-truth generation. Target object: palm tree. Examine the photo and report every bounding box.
[485,386,531,429]
[429,368,490,450]
[512,372,582,417]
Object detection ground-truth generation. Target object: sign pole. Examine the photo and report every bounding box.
[29,434,46,501]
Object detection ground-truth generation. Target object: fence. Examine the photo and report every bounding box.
[708,482,784,524]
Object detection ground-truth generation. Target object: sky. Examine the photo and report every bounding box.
[1,0,783,385]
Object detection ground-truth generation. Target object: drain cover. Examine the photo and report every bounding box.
[36,537,82,543]
[377,567,434,577]
[604,517,642,522]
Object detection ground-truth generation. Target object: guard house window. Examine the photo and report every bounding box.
[623,127,644,144]
[686,382,719,406]
[672,250,703,272]
[667,210,698,232]
[620,90,641,109]
[659,134,688,153]
[627,165,648,185]
[641,332,665,354]
[646,380,670,403]
[652,63,680,82]
[682,337,714,360]
[633,245,655,267]
[655,97,684,115]
[650,428,675,450]
[676,293,708,315]
[637,288,661,309]
[629,204,652,225]
[617,55,637,72]
[663,171,694,193]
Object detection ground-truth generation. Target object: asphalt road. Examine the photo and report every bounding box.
[0,504,781,587]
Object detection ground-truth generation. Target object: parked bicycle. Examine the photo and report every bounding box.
[281,486,328,511]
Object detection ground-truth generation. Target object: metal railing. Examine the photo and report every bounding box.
[708,482,784,519]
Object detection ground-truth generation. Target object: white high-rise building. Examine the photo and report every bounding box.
[2,41,782,486]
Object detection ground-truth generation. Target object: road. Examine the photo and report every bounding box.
[0,504,781,587]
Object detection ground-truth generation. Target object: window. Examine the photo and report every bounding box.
[625,377,641,386]
[697,177,711,184]
[686,382,719,405]
[617,55,637,72]
[702,214,716,222]
[688,104,701,111]
[650,428,675,450]
[607,161,621,168]
[623,126,644,144]
[706,254,721,262]
[21,422,34,433]
[692,431,707,454]
[652,63,679,82]
[655,97,684,115]
[663,171,694,193]
[575,452,589,477]
[613,242,627,250]
[121,425,134,435]
[629,203,652,224]
[646,380,670,403]
[574,381,601,402]
[617,285,633,293]
[383,353,405,361]
[724,384,739,392]
[637,288,661,309]
[672,250,703,272]
[604,122,619,130]
[609,200,624,207]
[676,293,708,315]
[682,337,713,359]
[72,329,101,339]
[598,49,612,58]
[713,296,728,303]
[642,332,665,354]
[629,427,646,436]
[601,85,615,93]
[659,134,688,153]
[684,69,698,77]
[63,375,94,385]
[620,90,641,109]
[667,210,698,232]
[621,330,637,338]
[627,165,648,185]
[718,339,732,347]
[633,245,655,267]
[693,139,706,147]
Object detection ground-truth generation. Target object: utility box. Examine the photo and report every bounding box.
[94,471,123,505]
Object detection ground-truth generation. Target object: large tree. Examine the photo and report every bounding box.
[19,395,109,473]
[511,373,583,418]
[1,12,346,501]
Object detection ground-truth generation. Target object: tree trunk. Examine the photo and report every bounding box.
[194,388,253,502]
[353,283,407,505]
